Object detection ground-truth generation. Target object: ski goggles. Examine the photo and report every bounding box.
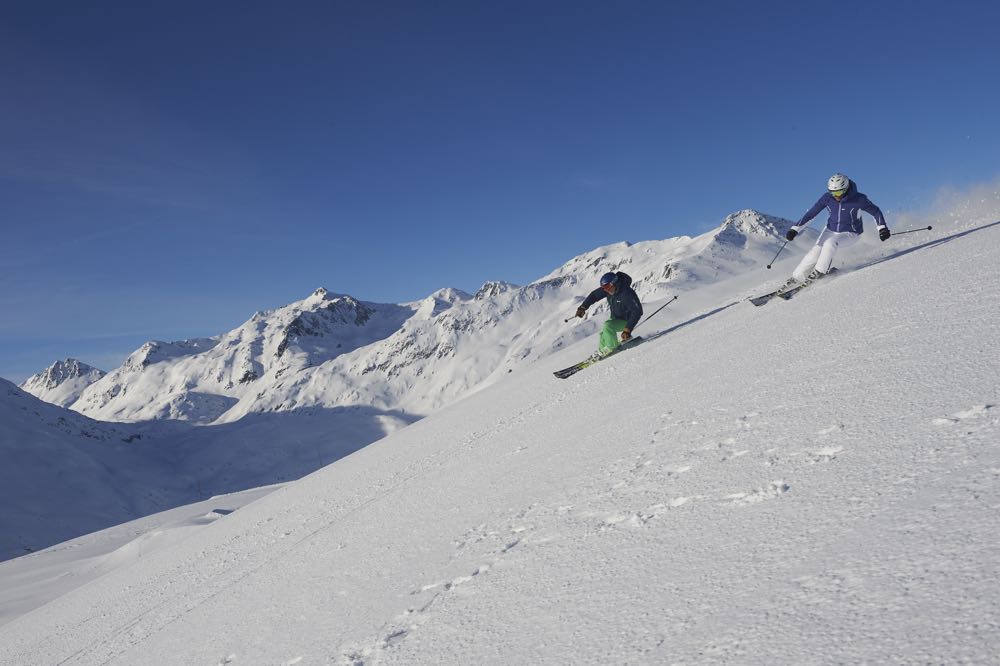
[830,187,848,198]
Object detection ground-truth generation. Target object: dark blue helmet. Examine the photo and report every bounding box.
[599,272,618,287]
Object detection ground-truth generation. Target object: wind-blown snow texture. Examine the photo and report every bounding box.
[1,210,997,663]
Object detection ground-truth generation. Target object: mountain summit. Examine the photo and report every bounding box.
[713,209,792,244]
[20,359,106,408]
[70,290,413,423]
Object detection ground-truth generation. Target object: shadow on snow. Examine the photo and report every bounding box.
[859,220,1000,271]
[640,301,740,344]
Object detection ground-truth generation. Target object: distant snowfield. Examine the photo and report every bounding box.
[1,217,999,663]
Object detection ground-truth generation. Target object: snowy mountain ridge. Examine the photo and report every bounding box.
[53,210,799,425]
[19,358,106,408]
[69,288,416,423]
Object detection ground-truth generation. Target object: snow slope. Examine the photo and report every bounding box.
[0,485,281,626]
[1,217,997,663]
[0,380,167,561]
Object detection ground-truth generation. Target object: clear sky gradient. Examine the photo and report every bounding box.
[2,0,998,381]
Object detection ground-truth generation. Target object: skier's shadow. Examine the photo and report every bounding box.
[858,219,1000,270]
[641,301,739,343]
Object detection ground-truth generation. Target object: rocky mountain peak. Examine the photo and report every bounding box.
[19,359,107,408]
[712,209,787,248]
[21,359,104,391]
[721,209,787,235]
[475,281,518,301]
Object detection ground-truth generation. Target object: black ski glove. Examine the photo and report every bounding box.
[575,306,586,318]
[785,228,798,241]
[878,227,891,242]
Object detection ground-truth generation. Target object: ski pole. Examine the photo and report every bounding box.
[892,225,933,236]
[766,240,789,269]
[635,295,677,330]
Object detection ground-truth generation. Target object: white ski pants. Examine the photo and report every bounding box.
[792,228,861,282]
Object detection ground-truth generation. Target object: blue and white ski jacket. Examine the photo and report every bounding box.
[795,180,886,234]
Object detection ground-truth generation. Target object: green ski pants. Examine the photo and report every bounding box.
[599,318,629,354]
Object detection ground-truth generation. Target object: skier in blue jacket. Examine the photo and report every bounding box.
[785,173,890,283]
[575,271,643,357]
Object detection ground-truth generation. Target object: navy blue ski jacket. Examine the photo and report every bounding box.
[580,271,644,330]
[796,180,886,234]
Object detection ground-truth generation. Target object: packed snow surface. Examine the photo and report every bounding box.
[1,217,998,663]
[0,485,281,626]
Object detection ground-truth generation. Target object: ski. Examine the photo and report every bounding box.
[776,282,812,300]
[748,288,789,307]
[748,268,838,306]
[553,337,644,379]
[778,267,839,300]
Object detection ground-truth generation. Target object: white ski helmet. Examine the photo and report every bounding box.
[827,173,849,192]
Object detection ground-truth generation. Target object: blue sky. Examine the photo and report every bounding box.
[2,0,998,382]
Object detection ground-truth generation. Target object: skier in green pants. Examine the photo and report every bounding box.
[575,271,644,357]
